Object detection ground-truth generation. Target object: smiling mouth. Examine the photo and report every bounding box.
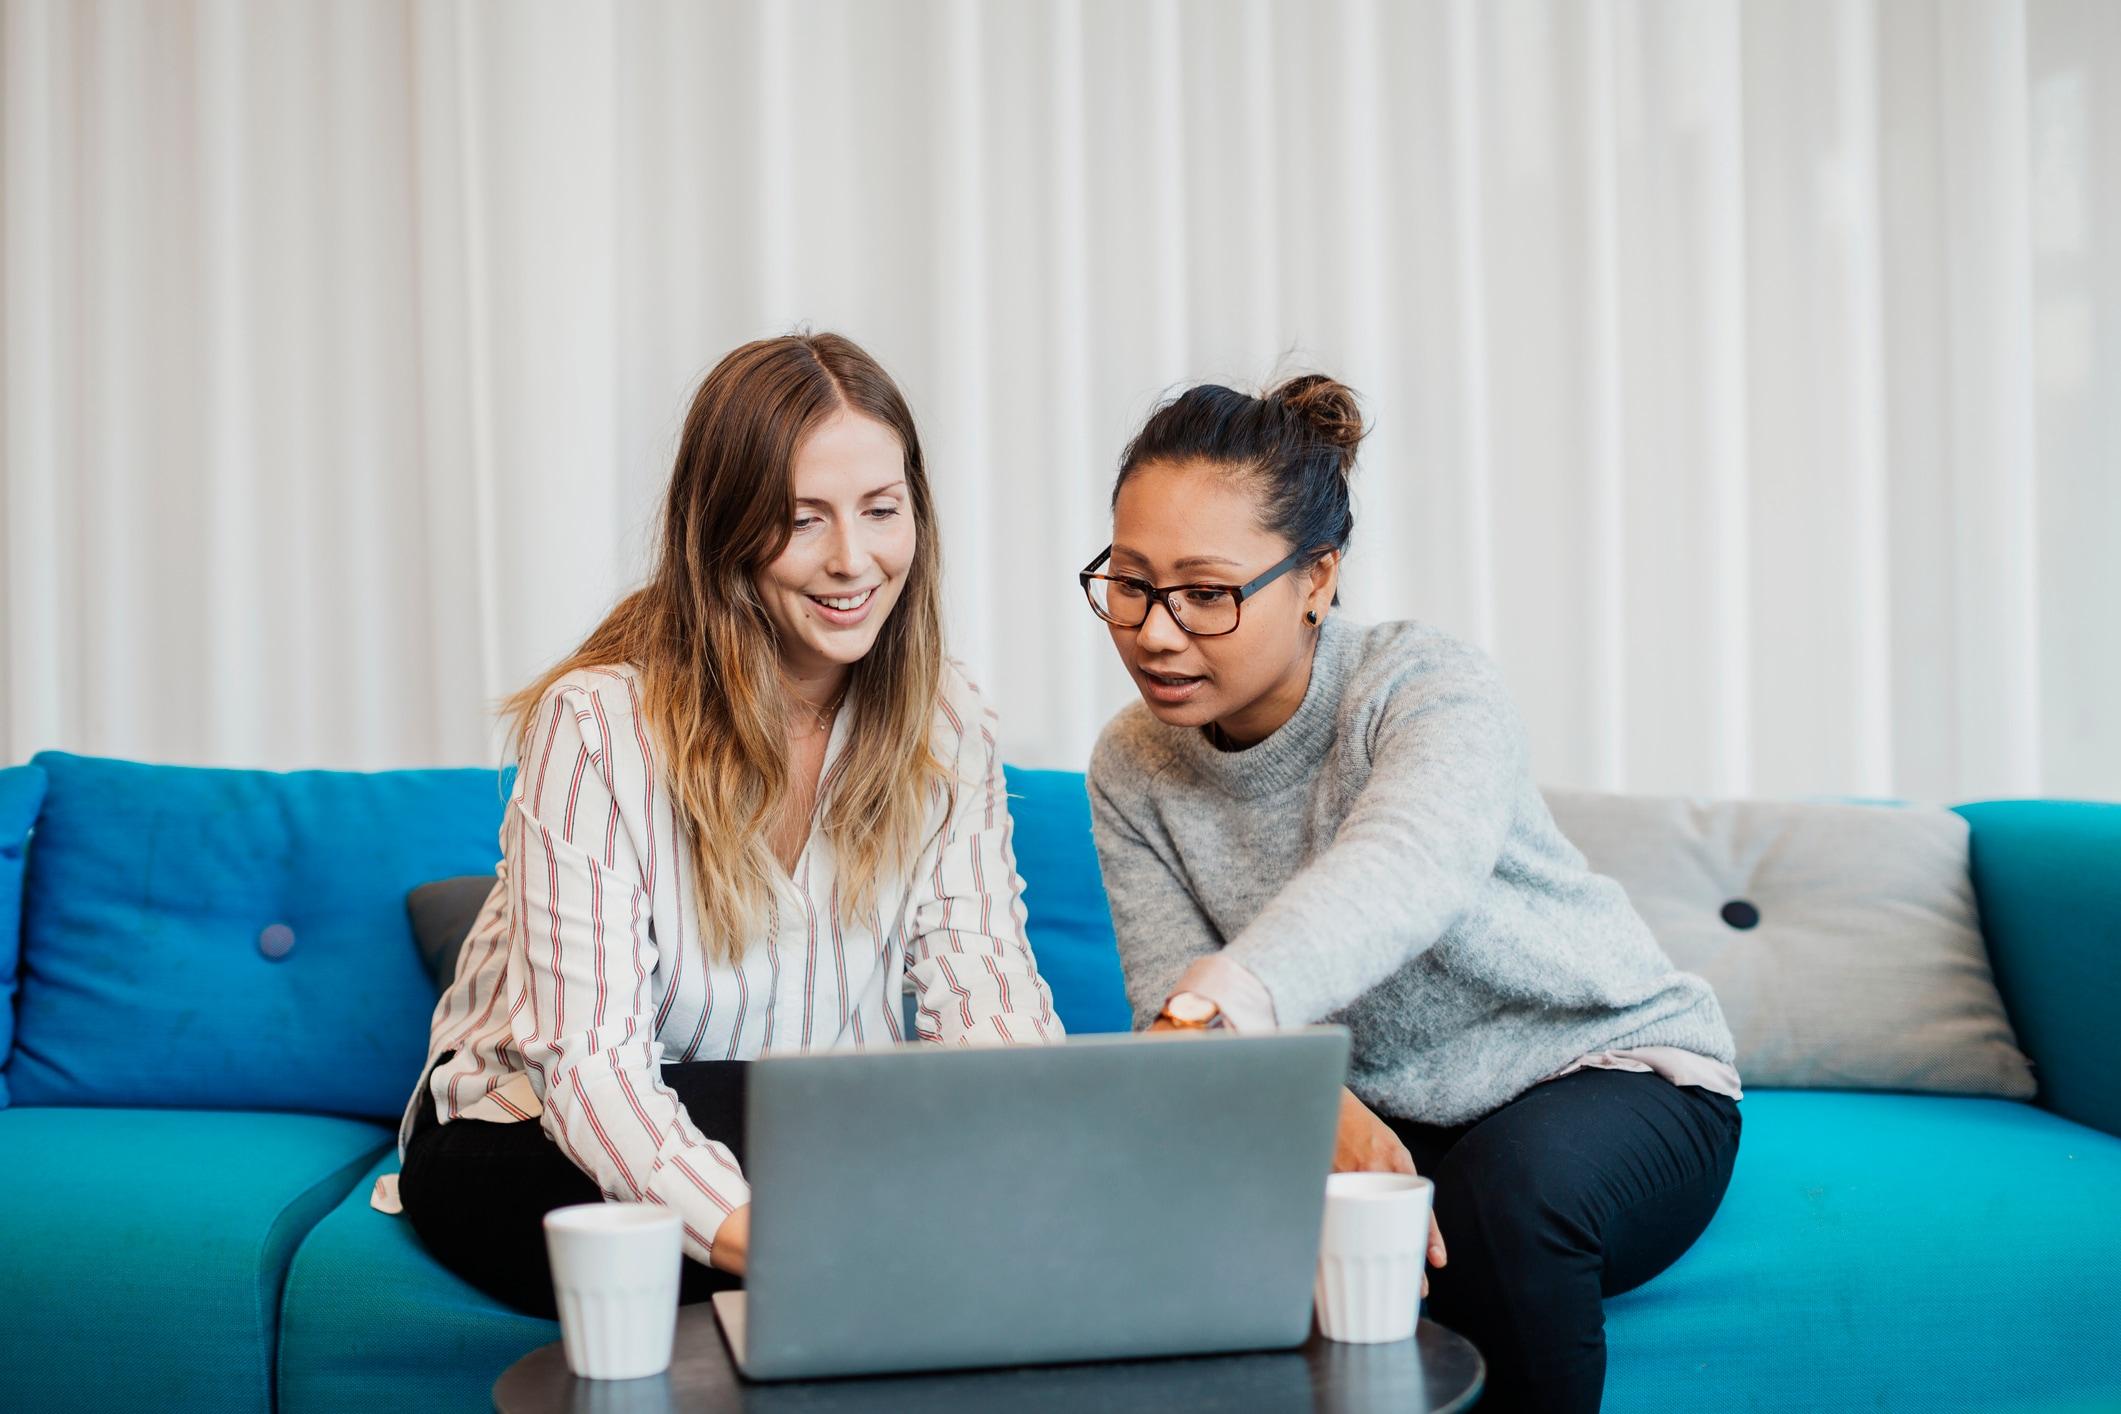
[807,588,877,611]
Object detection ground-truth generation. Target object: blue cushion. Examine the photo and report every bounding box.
[1603,1090,2121,1413]
[1954,800,2121,1139]
[1003,766,1131,1034]
[279,1153,556,1414]
[0,1107,389,1414]
[0,764,49,1109]
[10,753,508,1119]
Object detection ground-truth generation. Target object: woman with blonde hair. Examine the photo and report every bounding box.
[390,332,1059,1316]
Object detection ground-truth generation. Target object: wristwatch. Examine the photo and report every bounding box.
[1158,991,1223,1030]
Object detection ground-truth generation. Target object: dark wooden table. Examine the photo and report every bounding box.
[494,1303,1483,1412]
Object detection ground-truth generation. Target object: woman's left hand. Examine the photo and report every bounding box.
[1146,1020,1438,1290]
[1334,1087,1447,1295]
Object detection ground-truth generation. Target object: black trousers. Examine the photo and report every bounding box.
[397,1054,750,1320]
[1383,1067,1742,1414]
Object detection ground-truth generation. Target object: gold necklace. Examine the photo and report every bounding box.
[793,684,849,738]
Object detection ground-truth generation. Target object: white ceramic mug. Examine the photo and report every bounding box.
[543,1202,684,1380]
[1315,1171,1434,1344]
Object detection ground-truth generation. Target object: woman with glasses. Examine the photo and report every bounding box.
[387,332,1060,1318]
[1082,374,1741,1414]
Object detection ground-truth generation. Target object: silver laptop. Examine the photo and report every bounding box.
[713,1027,1350,1381]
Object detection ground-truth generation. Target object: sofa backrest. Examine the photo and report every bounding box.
[994,767,1133,1035]
[13,750,2108,1139]
[1,755,1132,1121]
[0,764,50,1109]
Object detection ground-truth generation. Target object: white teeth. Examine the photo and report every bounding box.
[812,589,873,611]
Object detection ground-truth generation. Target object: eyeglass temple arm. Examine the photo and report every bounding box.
[1232,546,1323,603]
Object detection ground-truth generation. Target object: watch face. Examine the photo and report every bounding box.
[1167,993,1218,1025]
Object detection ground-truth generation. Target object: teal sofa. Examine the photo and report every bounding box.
[0,753,2115,1413]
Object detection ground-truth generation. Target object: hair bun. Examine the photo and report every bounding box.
[1268,374,1365,472]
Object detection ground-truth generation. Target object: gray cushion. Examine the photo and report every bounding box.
[404,875,498,989]
[1541,790,2035,1098]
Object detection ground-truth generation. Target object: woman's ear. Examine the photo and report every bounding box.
[1306,551,1340,618]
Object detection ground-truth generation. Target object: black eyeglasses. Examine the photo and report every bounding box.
[1078,545,1317,637]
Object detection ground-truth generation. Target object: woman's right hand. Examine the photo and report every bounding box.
[709,1205,750,1276]
[1334,1087,1448,1296]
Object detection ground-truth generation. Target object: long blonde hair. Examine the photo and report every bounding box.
[502,332,948,960]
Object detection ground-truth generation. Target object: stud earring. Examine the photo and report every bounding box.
[1305,610,1320,626]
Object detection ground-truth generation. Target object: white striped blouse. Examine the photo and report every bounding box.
[381,661,1062,1266]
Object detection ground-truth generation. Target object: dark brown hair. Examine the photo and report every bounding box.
[1113,373,1367,596]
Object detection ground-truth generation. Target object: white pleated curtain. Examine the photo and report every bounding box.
[4,0,2116,804]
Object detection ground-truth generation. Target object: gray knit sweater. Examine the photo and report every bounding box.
[1087,616,1737,1126]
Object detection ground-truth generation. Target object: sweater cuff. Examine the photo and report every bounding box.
[1170,955,1279,1034]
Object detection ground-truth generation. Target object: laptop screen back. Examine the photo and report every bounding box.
[738,1028,1350,1380]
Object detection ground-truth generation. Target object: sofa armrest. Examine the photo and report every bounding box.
[1955,799,2121,1139]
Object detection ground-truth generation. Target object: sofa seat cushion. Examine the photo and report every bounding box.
[278,1152,556,1414]
[1603,1090,2121,1413]
[0,1107,390,1414]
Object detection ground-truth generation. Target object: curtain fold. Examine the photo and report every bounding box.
[4,0,2115,800]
